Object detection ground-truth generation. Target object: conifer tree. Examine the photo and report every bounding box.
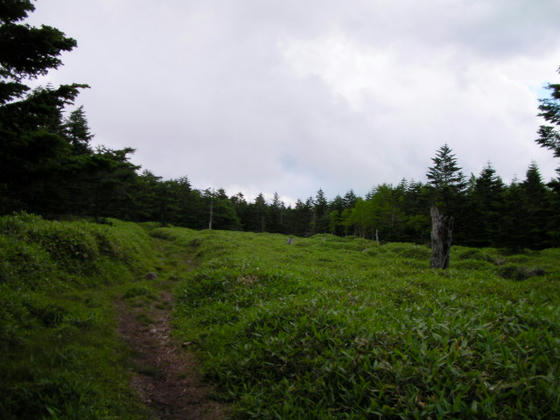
[521,163,549,248]
[253,193,267,232]
[0,0,86,214]
[426,144,467,211]
[63,106,93,155]
[536,66,560,176]
[328,195,346,236]
[426,144,465,268]
[269,192,285,233]
[343,190,358,209]
[312,189,329,234]
[469,163,505,247]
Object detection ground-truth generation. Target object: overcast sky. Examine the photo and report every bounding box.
[29,0,560,204]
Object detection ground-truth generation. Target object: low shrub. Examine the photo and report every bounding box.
[457,248,486,260]
[171,226,560,418]
[497,264,546,281]
[454,259,494,270]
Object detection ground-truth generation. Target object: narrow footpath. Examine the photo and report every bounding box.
[118,282,227,419]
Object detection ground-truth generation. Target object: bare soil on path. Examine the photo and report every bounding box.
[118,288,228,419]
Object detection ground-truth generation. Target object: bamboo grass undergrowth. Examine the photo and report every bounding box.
[160,227,560,419]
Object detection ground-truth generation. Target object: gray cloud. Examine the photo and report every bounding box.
[29,0,560,202]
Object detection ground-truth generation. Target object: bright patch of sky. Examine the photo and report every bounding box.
[28,0,560,204]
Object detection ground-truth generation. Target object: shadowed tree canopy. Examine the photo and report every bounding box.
[536,66,560,176]
[63,105,93,155]
[426,145,465,268]
[426,144,467,209]
[0,0,120,216]
[0,0,79,104]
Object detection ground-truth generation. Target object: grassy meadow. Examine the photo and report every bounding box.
[0,213,161,418]
[155,226,560,419]
[1,214,559,418]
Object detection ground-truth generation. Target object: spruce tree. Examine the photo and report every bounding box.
[0,0,87,214]
[312,189,329,233]
[269,192,285,233]
[521,163,549,249]
[63,106,93,155]
[469,163,505,247]
[0,0,78,104]
[328,195,346,236]
[426,144,465,268]
[426,144,467,211]
[343,190,358,209]
[536,66,560,176]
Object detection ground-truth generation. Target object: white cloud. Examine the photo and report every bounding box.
[28,0,560,203]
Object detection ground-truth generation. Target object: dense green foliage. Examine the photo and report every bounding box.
[1,213,559,418]
[537,66,560,176]
[0,213,158,418]
[155,226,560,418]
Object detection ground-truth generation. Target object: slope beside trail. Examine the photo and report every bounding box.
[117,240,228,419]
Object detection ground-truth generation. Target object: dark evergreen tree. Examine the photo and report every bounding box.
[311,188,329,234]
[426,145,465,268]
[426,144,467,211]
[546,179,560,245]
[269,192,285,233]
[343,190,358,209]
[0,0,78,104]
[469,163,505,247]
[231,192,250,230]
[521,163,549,248]
[172,177,195,226]
[401,180,430,244]
[0,0,87,214]
[328,195,346,236]
[63,105,93,155]
[290,198,313,236]
[86,147,139,220]
[536,66,560,176]
[500,179,528,250]
[245,194,268,232]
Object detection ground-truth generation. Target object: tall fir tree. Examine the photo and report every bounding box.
[536,66,560,177]
[0,0,87,214]
[469,163,505,247]
[311,188,329,234]
[63,105,93,155]
[426,144,467,210]
[521,163,549,249]
[426,145,465,268]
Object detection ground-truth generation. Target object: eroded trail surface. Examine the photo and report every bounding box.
[118,288,227,419]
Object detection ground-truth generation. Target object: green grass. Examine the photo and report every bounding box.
[2,215,559,418]
[0,213,159,419]
[156,227,560,419]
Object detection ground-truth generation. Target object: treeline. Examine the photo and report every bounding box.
[139,162,560,252]
[1,1,559,251]
[2,105,559,250]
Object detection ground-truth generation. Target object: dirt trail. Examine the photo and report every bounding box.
[118,288,228,419]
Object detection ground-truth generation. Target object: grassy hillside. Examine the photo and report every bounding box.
[154,227,560,418]
[0,213,159,419]
[2,215,559,418]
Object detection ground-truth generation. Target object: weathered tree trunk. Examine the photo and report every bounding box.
[430,205,453,269]
[208,200,213,230]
